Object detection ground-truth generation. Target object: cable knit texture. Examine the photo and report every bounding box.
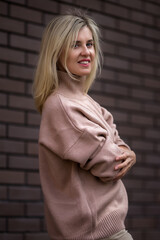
[39,71,130,240]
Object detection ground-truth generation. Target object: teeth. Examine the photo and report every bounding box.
[80,61,89,64]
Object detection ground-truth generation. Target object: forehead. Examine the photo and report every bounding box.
[76,26,93,41]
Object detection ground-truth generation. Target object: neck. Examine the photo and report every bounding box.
[57,71,87,98]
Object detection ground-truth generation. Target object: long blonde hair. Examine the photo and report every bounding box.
[33,11,102,113]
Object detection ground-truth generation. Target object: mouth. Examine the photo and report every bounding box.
[78,59,91,64]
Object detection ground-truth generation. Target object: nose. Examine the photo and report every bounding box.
[81,45,90,56]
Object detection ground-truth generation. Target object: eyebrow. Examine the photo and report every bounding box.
[74,39,94,44]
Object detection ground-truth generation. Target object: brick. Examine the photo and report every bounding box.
[90,81,102,92]
[8,218,40,232]
[128,205,143,215]
[145,2,160,16]
[0,124,6,137]
[145,27,160,40]
[131,217,155,228]
[0,202,24,216]
[146,154,160,165]
[119,0,142,10]
[120,20,143,35]
[0,32,7,45]
[8,0,25,3]
[0,93,7,106]
[123,179,143,189]
[0,186,7,200]
[0,16,24,34]
[27,112,41,126]
[111,110,128,123]
[0,233,23,240]
[10,34,40,52]
[132,166,155,178]
[9,155,38,170]
[0,139,24,154]
[105,29,129,44]
[9,64,34,80]
[28,0,58,12]
[118,126,141,137]
[9,95,35,111]
[131,114,153,126]
[102,41,116,55]
[0,62,7,76]
[0,170,25,184]
[146,231,160,240]
[104,56,129,70]
[27,23,43,38]
[9,186,41,200]
[26,53,38,66]
[26,82,33,95]
[131,10,154,25]
[75,0,101,11]
[132,140,154,152]
[27,172,41,186]
[131,192,154,202]
[0,109,24,124]
[104,83,128,96]
[0,47,25,63]
[118,46,141,60]
[131,88,154,100]
[144,52,160,64]
[132,62,154,75]
[144,102,160,114]
[145,206,160,215]
[117,72,142,86]
[117,99,141,111]
[0,78,25,93]
[144,77,160,89]
[44,13,56,25]
[91,94,115,108]
[25,233,49,240]
[105,2,129,18]
[92,13,116,28]
[145,129,160,140]
[27,202,44,216]
[131,36,154,50]
[9,125,39,140]
[100,68,115,80]
[11,5,42,23]
[0,218,6,231]
[0,1,8,15]
[27,142,39,155]
[0,153,6,167]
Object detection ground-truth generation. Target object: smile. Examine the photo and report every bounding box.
[78,59,90,65]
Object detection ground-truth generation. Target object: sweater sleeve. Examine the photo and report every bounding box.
[39,95,124,182]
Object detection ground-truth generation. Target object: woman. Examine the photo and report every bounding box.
[33,11,136,240]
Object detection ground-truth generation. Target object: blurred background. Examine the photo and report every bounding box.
[0,0,160,239]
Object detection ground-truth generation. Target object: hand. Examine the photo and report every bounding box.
[113,148,136,181]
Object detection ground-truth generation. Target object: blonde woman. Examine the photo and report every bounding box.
[33,11,136,240]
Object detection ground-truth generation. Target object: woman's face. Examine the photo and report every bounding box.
[60,26,95,77]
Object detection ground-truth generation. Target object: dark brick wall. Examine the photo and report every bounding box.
[0,0,160,239]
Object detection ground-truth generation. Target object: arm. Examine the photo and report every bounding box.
[101,107,136,179]
[39,95,124,183]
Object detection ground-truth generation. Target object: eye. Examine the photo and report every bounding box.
[86,42,94,48]
[74,43,79,48]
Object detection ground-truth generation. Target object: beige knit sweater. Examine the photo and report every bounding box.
[39,71,130,240]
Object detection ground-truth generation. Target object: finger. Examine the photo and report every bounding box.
[114,164,131,181]
[115,158,131,170]
[116,152,129,161]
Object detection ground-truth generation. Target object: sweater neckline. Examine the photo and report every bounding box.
[56,71,88,101]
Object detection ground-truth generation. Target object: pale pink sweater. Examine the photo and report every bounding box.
[39,71,130,240]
